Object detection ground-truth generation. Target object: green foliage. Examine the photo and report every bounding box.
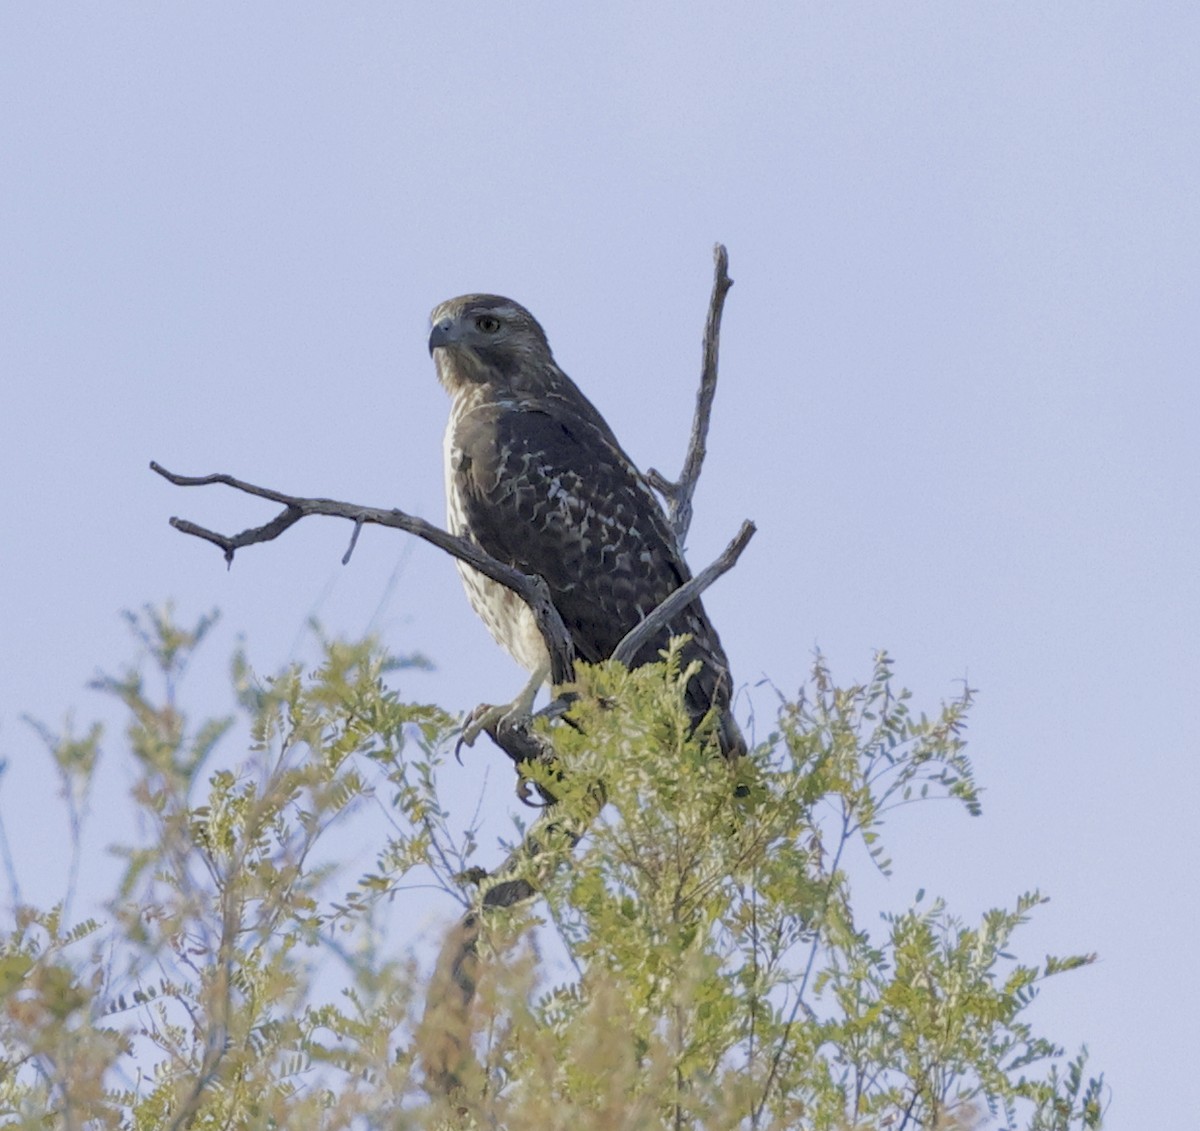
[0,609,1104,1129]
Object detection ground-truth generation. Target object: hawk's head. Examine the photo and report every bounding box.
[428,295,554,395]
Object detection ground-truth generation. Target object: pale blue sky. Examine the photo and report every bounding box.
[2,4,1197,1124]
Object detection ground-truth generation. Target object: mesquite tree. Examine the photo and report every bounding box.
[0,607,1104,1129]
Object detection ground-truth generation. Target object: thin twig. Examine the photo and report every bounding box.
[342,516,365,565]
[166,882,237,1131]
[0,804,22,909]
[150,461,576,686]
[647,243,734,547]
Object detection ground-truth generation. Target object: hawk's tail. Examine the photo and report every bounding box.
[716,705,747,761]
[681,653,746,761]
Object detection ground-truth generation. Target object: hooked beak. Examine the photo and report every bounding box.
[428,319,457,355]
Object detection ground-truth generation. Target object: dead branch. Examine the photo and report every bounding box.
[149,461,576,687]
[153,460,753,786]
[647,243,734,547]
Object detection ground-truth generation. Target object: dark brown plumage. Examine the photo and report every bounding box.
[429,294,744,758]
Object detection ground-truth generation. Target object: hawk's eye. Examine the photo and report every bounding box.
[475,315,501,334]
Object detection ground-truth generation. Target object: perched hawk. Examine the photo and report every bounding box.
[429,294,745,759]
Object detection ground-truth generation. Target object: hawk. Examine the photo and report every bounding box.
[429,294,745,759]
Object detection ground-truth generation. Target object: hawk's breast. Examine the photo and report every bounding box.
[444,404,550,675]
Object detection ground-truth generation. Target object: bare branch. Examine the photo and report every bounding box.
[149,461,576,686]
[169,510,303,566]
[611,519,756,667]
[647,243,734,546]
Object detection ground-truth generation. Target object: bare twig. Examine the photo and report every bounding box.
[342,516,365,565]
[647,243,734,546]
[149,461,576,686]
[611,519,755,667]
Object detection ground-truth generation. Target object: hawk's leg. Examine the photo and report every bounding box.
[460,660,551,749]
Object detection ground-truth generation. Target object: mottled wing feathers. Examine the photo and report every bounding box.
[450,397,739,750]
[451,402,677,661]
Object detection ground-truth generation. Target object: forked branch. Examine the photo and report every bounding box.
[151,463,754,740]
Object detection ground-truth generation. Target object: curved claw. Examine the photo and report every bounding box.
[462,702,507,747]
[514,774,552,808]
[455,700,527,763]
[455,706,490,762]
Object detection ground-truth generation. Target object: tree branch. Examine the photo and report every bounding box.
[149,461,576,687]
[647,243,734,547]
